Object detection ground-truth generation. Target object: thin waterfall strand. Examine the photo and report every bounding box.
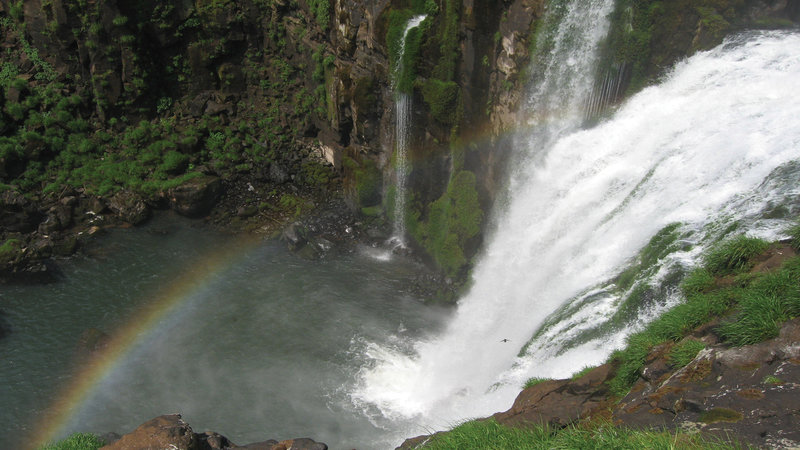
[390,15,426,247]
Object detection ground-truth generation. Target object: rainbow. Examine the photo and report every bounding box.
[29,234,260,450]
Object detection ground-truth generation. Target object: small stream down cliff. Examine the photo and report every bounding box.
[351,2,800,443]
[390,15,427,248]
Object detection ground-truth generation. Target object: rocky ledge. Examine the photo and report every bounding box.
[400,319,800,449]
[100,414,327,450]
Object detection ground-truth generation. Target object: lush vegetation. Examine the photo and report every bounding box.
[408,170,483,278]
[607,230,800,396]
[417,419,738,449]
[39,433,104,450]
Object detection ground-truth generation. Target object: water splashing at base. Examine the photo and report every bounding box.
[353,27,800,442]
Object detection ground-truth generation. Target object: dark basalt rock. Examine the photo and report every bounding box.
[0,190,42,233]
[107,191,151,225]
[99,414,328,450]
[168,175,223,218]
[615,318,800,449]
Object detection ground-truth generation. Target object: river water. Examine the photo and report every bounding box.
[0,214,447,449]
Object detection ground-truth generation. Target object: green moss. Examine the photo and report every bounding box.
[353,158,382,208]
[421,78,459,125]
[409,170,482,278]
[699,408,743,424]
[0,239,22,263]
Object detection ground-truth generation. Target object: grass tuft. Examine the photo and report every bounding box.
[523,377,551,389]
[705,235,769,275]
[668,339,706,368]
[39,433,104,450]
[419,419,739,449]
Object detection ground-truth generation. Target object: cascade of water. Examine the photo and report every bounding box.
[355,0,618,421]
[353,12,800,443]
[390,15,426,248]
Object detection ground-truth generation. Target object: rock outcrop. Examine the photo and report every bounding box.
[399,319,800,449]
[100,414,328,450]
[615,318,800,449]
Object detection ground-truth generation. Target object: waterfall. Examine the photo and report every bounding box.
[390,15,426,248]
[352,1,800,444]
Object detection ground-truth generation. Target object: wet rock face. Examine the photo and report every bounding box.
[99,414,328,450]
[493,363,616,428]
[0,190,42,233]
[615,318,800,449]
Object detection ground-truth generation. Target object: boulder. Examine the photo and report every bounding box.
[0,190,42,233]
[107,191,150,225]
[101,414,196,450]
[614,319,800,449]
[100,414,328,450]
[168,175,222,218]
[492,363,615,428]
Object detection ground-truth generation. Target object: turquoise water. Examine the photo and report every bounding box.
[0,213,445,449]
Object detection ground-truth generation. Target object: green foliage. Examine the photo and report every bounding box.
[705,235,769,275]
[421,78,459,125]
[410,170,482,278]
[717,268,800,346]
[386,10,427,94]
[668,339,706,368]
[0,239,22,263]
[308,0,330,31]
[39,432,104,450]
[419,419,738,450]
[352,158,382,208]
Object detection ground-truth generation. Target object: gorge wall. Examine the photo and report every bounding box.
[1,0,797,287]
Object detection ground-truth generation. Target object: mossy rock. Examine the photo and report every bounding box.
[421,78,459,125]
[698,407,743,424]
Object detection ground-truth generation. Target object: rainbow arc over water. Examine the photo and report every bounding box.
[29,235,259,450]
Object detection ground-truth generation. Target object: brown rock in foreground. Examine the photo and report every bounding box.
[100,414,327,450]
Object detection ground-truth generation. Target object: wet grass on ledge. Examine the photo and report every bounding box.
[417,419,739,449]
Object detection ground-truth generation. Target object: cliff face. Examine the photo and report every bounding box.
[1,0,797,283]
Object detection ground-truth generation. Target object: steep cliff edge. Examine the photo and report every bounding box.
[3,0,794,285]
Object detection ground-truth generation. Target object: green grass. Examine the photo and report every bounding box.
[607,233,800,396]
[787,221,800,251]
[523,377,551,389]
[418,419,738,449]
[668,339,706,368]
[39,433,104,450]
[705,235,769,275]
[571,365,596,380]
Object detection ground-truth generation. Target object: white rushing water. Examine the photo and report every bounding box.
[390,15,426,247]
[353,26,800,443]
